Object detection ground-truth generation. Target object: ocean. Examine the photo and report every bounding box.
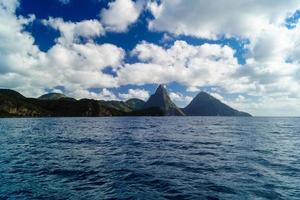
[0,117,299,199]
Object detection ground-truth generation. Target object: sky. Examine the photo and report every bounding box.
[1,0,300,116]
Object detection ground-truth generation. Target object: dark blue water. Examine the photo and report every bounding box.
[0,117,300,200]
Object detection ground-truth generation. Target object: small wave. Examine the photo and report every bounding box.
[207,184,237,195]
[1,117,300,199]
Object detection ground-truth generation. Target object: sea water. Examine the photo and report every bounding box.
[0,117,299,199]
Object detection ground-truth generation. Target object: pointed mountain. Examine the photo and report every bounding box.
[183,92,251,116]
[143,84,185,116]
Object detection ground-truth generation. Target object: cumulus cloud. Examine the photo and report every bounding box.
[118,40,239,90]
[209,92,224,101]
[100,0,142,32]
[37,38,125,95]
[3,0,300,115]
[0,0,19,12]
[146,0,300,99]
[0,0,124,98]
[118,88,150,100]
[43,18,105,44]
[226,95,300,117]
[169,92,193,106]
[0,0,48,96]
[148,0,300,39]
[47,43,124,71]
[68,88,119,100]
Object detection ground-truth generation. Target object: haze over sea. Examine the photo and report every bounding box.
[1,117,300,200]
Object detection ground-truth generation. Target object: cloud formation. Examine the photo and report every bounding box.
[2,0,300,115]
[148,0,300,39]
[145,0,300,115]
[169,92,193,107]
[43,18,105,44]
[118,41,239,91]
[69,88,119,100]
[0,0,124,97]
[118,89,150,100]
[100,0,142,32]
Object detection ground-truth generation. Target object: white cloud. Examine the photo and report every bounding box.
[0,0,19,13]
[0,0,48,96]
[118,40,239,89]
[118,88,150,100]
[186,86,200,92]
[146,0,300,101]
[146,0,162,18]
[0,0,123,97]
[41,41,124,91]
[209,92,224,101]
[227,95,300,117]
[47,42,124,71]
[160,33,173,43]
[169,92,193,106]
[67,88,118,100]
[51,88,64,94]
[3,0,300,115]
[100,0,142,32]
[34,40,124,92]
[148,0,300,39]
[43,18,105,44]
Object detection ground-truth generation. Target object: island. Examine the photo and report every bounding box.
[0,85,251,117]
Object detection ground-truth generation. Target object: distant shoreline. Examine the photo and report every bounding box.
[0,85,252,117]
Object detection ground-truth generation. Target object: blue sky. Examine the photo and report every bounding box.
[2,0,300,116]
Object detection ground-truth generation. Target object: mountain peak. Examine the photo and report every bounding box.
[155,84,167,94]
[194,91,216,101]
[143,85,185,116]
[38,93,68,100]
[195,91,209,97]
[184,91,251,116]
[0,89,25,99]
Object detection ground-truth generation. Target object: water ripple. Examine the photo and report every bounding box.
[0,117,300,199]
